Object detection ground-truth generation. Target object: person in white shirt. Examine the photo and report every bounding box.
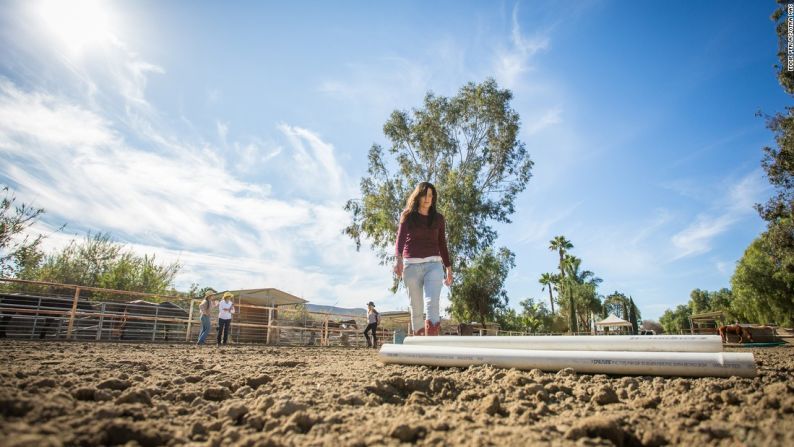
[364,301,380,348]
[216,292,235,346]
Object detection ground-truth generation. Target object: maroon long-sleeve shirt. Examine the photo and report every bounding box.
[395,212,451,267]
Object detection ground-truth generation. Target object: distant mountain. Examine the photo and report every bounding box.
[305,304,366,318]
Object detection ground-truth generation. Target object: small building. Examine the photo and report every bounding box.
[595,314,633,334]
[689,310,726,335]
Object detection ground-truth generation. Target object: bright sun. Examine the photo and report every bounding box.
[37,0,114,53]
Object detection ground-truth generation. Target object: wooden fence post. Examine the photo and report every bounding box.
[96,302,105,341]
[322,316,329,346]
[186,299,195,342]
[66,287,80,339]
[151,306,159,341]
[266,307,273,344]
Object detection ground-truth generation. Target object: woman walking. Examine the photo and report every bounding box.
[363,301,380,348]
[196,291,214,345]
[394,182,453,336]
[217,292,235,346]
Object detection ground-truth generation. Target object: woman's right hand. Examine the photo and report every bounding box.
[394,262,403,278]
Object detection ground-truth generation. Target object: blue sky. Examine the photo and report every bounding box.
[0,0,785,320]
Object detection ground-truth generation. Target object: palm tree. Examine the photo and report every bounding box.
[549,236,575,332]
[560,254,583,333]
[538,272,556,314]
[548,236,573,280]
[561,255,603,332]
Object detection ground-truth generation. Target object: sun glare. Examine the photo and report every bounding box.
[37,0,114,53]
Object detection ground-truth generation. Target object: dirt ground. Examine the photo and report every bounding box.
[0,340,792,447]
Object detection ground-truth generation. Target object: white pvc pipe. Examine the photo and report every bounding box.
[403,335,723,352]
[379,344,756,377]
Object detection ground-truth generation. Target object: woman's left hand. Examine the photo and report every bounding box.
[444,269,453,286]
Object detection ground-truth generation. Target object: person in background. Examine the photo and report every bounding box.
[217,292,235,346]
[364,301,380,348]
[196,290,215,345]
[394,182,453,336]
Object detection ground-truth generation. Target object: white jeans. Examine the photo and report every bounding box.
[403,261,444,332]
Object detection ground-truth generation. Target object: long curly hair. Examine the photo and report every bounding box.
[400,182,438,227]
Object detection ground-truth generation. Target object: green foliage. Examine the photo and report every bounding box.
[291,304,312,323]
[659,288,736,335]
[549,236,576,331]
[495,297,555,333]
[538,272,557,314]
[603,291,628,318]
[0,186,47,278]
[344,79,533,284]
[559,254,602,333]
[688,288,733,316]
[628,297,638,334]
[772,2,794,96]
[731,233,794,327]
[29,232,180,296]
[494,307,522,332]
[659,304,692,334]
[753,3,794,312]
[543,237,614,333]
[602,291,641,334]
[756,108,794,272]
[448,247,514,327]
[186,284,217,300]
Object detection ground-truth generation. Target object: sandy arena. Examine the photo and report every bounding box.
[0,340,792,446]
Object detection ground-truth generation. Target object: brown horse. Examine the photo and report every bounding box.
[718,324,753,343]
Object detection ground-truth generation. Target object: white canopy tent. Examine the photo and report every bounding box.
[595,314,633,330]
[212,288,306,307]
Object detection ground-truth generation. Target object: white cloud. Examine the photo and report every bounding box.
[578,224,666,281]
[277,123,349,199]
[207,88,222,104]
[715,260,732,275]
[318,57,430,117]
[0,79,117,150]
[517,201,581,244]
[21,220,395,309]
[524,106,562,135]
[0,77,395,306]
[216,121,229,143]
[113,43,165,109]
[670,170,767,259]
[0,0,396,305]
[671,213,736,259]
[493,4,550,90]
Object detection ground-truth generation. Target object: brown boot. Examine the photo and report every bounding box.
[412,327,425,336]
[425,320,441,336]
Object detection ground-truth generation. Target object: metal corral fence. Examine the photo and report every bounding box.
[0,278,393,346]
[0,278,193,342]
